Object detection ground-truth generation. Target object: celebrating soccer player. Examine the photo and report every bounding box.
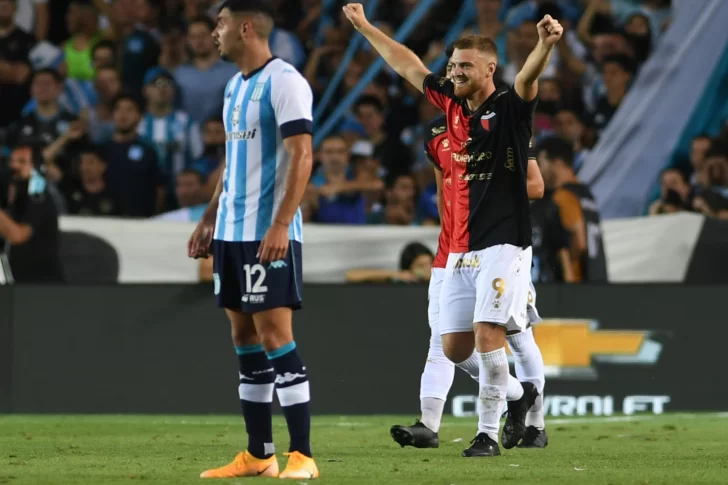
[188,0,318,479]
[344,3,562,456]
[390,52,549,451]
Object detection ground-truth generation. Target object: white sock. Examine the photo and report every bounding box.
[507,328,545,430]
[456,351,480,382]
[419,330,454,432]
[420,397,445,432]
[477,348,509,441]
[506,374,523,401]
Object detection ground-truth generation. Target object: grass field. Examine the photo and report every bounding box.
[1,414,728,485]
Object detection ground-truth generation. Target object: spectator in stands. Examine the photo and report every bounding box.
[138,67,203,209]
[38,111,87,185]
[158,21,188,71]
[191,117,225,197]
[91,39,117,70]
[0,0,35,131]
[87,65,122,143]
[692,143,728,219]
[623,12,653,64]
[346,241,434,283]
[471,0,507,65]
[591,54,635,136]
[307,134,382,224]
[368,174,419,226]
[501,18,557,85]
[553,107,593,173]
[350,140,385,215]
[354,95,412,181]
[153,168,208,222]
[61,145,119,216]
[25,42,94,116]
[9,68,82,178]
[533,77,562,137]
[119,1,161,95]
[0,145,64,282]
[648,168,692,215]
[174,16,238,124]
[688,134,712,186]
[101,94,163,218]
[13,0,48,41]
[269,23,306,71]
[64,0,102,82]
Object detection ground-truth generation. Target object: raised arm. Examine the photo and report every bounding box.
[514,15,563,102]
[343,3,431,93]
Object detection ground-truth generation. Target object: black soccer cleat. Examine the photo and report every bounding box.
[462,433,501,457]
[517,426,549,448]
[390,420,439,448]
[501,381,539,449]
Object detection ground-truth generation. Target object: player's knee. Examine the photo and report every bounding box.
[474,322,506,352]
[441,333,474,364]
[227,310,258,347]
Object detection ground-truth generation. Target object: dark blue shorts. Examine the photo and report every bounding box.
[211,240,303,314]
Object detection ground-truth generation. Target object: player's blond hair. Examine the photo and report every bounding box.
[452,35,498,60]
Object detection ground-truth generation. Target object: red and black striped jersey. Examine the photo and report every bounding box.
[423,74,536,253]
[424,115,451,269]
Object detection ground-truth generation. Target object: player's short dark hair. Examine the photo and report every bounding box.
[188,15,215,33]
[32,68,62,83]
[452,35,498,60]
[399,242,434,271]
[112,93,143,112]
[218,0,274,18]
[354,95,384,115]
[537,136,575,168]
[179,168,205,183]
[693,133,712,142]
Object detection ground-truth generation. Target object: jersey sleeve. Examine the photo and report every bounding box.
[528,139,537,160]
[271,68,313,139]
[422,74,456,112]
[507,86,538,124]
[424,138,440,171]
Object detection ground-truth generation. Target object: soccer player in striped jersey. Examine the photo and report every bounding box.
[187,0,318,479]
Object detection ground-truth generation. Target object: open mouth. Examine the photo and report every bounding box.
[455,78,468,87]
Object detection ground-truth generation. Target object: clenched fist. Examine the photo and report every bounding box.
[342,3,370,32]
[537,15,563,47]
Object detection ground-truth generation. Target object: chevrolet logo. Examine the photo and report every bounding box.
[506,319,662,380]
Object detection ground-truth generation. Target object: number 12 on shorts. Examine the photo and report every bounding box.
[243,264,268,293]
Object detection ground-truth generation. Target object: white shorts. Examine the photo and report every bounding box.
[427,267,446,329]
[439,244,533,335]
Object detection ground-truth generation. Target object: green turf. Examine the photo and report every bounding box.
[1,414,728,484]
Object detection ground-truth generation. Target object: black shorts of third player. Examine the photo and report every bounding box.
[212,240,303,313]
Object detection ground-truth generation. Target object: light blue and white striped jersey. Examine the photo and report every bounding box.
[22,79,95,116]
[137,111,204,178]
[215,58,313,243]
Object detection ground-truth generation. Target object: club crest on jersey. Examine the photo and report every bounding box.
[250,82,266,102]
[481,111,496,131]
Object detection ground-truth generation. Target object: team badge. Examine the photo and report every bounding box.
[481,111,496,131]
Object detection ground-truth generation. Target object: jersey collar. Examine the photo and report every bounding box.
[242,56,278,81]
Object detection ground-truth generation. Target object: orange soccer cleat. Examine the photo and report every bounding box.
[278,451,319,479]
[200,451,279,479]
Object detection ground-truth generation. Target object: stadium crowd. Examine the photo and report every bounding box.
[1,0,727,283]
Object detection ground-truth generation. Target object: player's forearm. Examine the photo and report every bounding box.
[275,152,313,226]
[359,23,429,90]
[202,163,226,221]
[527,159,545,200]
[559,248,578,283]
[519,41,554,85]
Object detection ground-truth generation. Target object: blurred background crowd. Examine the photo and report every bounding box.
[1,0,727,284]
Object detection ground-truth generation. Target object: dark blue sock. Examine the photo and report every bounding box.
[236,344,275,459]
[267,342,312,457]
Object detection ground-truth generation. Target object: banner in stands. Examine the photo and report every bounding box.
[2,284,726,415]
[55,212,728,284]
